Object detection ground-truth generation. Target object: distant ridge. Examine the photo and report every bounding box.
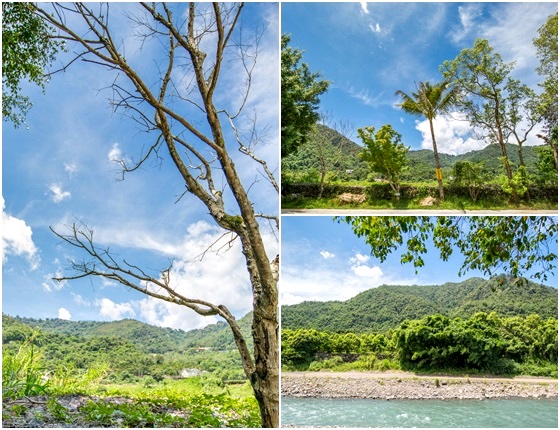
[4,312,253,354]
[281,276,558,333]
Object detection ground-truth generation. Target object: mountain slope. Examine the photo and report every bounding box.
[281,276,558,333]
[8,312,253,353]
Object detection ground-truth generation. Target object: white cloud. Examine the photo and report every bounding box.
[42,259,67,292]
[320,250,335,259]
[71,292,91,306]
[48,184,71,203]
[415,113,488,155]
[91,219,271,331]
[58,307,72,320]
[349,252,383,279]
[2,197,40,270]
[450,4,482,45]
[360,2,369,15]
[448,3,556,87]
[64,162,78,177]
[134,222,254,331]
[368,22,381,34]
[107,143,122,161]
[96,298,136,320]
[350,253,370,264]
[351,264,383,278]
[345,85,390,108]
[281,249,389,305]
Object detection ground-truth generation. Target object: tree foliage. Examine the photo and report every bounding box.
[441,39,517,191]
[533,12,558,169]
[1,2,64,126]
[282,312,558,375]
[338,216,557,282]
[394,312,558,372]
[281,34,330,157]
[451,160,488,201]
[358,124,409,200]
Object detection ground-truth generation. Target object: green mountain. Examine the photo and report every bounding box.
[282,124,545,182]
[281,276,558,333]
[5,312,253,354]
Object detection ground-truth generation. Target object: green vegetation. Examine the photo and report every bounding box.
[282,276,558,333]
[282,312,557,378]
[282,125,557,209]
[2,2,64,126]
[2,314,260,427]
[338,217,557,283]
[281,17,558,210]
[358,124,409,200]
[281,34,330,157]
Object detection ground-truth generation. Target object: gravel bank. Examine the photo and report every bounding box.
[282,371,558,400]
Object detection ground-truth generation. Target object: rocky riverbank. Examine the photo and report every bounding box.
[282,371,558,400]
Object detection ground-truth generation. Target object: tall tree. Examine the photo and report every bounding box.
[358,124,409,201]
[533,12,558,169]
[337,216,557,283]
[395,80,457,200]
[32,3,279,426]
[281,34,329,157]
[503,78,541,168]
[1,2,64,127]
[440,39,518,200]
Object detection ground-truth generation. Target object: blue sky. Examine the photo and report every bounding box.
[2,3,279,331]
[282,2,558,154]
[281,216,558,305]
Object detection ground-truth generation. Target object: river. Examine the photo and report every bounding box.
[281,396,558,428]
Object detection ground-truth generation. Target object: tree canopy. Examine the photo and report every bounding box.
[281,34,329,157]
[337,216,557,282]
[533,12,558,169]
[1,2,63,126]
[358,124,409,200]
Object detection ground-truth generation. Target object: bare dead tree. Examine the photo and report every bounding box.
[34,2,278,426]
[314,112,356,198]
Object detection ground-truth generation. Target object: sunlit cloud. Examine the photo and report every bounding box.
[2,197,40,270]
[58,307,72,320]
[96,297,136,320]
[360,2,369,15]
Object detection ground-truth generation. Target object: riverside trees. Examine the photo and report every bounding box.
[24,3,279,426]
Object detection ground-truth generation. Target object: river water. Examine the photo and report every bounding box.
[281,396,558,428]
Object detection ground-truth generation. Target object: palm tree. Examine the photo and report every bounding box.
[395,80,458,200]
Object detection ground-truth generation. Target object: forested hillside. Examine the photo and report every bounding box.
[6,312,253,353]
[282,124,545,182]
[281,276,558,333]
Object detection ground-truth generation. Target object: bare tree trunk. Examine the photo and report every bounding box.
[35,3,279,426]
